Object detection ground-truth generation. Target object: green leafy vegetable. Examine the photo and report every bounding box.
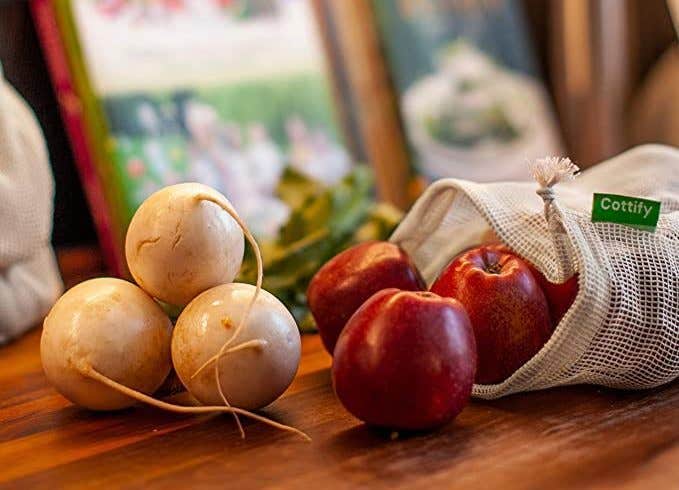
[237,167,402,332]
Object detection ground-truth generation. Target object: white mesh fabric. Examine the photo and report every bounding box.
[391,145,679,399]
[0,69,63,344]
[0,74,54,266]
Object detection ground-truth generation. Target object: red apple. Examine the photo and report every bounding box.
[431,245,553,385]
[332,289,476,431]
[527,266,579,325]
[485,244,579,325]
[307,241,426,355]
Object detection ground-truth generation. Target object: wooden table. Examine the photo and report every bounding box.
[1,249,679,489]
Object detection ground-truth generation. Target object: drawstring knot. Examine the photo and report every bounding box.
[536,187,556,204]
[530,156,579,221]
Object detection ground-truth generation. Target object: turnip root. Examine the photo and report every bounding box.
[41,278,173,410]
[172,283,301,410]
[125,183,245,306]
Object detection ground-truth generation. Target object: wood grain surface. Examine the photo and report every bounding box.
[1,249,678,489]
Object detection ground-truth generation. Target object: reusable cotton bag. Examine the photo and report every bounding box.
[0,69,62,344]
[391,145,679,398]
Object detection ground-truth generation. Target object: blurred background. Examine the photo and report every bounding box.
[0,0,677,261]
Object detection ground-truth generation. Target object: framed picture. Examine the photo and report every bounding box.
[31,0,410,330]
[330,0,563,196]
[32,0,356,274]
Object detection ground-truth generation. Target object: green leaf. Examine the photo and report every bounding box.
[276,167,324,210]
[237,166,401,332]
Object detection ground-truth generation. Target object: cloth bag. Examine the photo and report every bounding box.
[0,69,62,344]
[390,144,679,399]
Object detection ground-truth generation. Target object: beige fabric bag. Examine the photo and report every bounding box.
[0,70,62,344]
[391,144,679,399]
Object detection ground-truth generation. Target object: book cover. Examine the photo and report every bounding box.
[372,0,563,183]
[76,0,351,237]
[34,0,353,271]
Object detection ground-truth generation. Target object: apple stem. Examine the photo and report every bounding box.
[485,262,503,275]
[480,248,503,275]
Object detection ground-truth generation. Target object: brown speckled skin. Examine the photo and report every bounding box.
[307,241,426,355]
[332,289,476,431]
[431,245,553,385]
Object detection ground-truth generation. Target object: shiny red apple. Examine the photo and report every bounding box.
[527,266,579,325]
[485,244,579,325]
[307,241,426,355]
[332,288,476,431]
[431,244,553,385]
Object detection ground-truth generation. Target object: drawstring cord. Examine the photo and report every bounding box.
[530,156,580,222]
[536,187,556,221]
[529,156,580,280]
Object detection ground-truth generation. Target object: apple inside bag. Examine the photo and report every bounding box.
[390,145,679,399]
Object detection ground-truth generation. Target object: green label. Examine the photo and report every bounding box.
[592,193,661,231]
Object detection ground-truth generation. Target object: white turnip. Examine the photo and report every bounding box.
[40,278,307,439]
[41,277,173,410]
[41,185,308,440]
[172,283,301,410]
[125,182,246,307]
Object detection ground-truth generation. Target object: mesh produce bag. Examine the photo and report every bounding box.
[0,68,63,344]
[390,145,679,399]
